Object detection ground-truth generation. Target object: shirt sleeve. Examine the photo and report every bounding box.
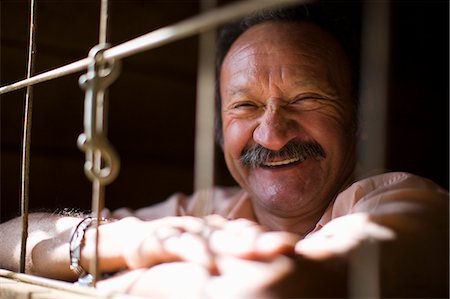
[331,172,448,219]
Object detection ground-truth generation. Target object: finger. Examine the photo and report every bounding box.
[254,232,299,258]
[126,262,209,297]
[164,232,216,271]
[204,214,228,229]
[209,224,298,258]
[295,234,360,260]
[209,225,260,257]
[122,225,175,269]
[150,216,206,234]
[205,255,293,298]
[97,263,210,297]
[111,207,135,219]
[295,213,395,260]
[223,218,265,234]
[101,208,111,219]
[123,221,215,271]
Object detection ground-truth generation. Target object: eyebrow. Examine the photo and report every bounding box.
[227,79,338,99]
[293,76,339,98]
[228,86,251,97]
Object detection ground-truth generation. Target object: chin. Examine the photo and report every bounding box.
[251,185,314,216]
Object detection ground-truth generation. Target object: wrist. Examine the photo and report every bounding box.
[70,216,120,284]
[70,216,97,286]
[81,217,140,273]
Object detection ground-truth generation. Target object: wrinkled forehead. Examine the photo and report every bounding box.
[225,21,349,66]
[221,21,352,97]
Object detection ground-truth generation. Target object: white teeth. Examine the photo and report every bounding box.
[264,157,300,167]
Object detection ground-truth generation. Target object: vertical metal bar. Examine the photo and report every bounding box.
[78,45,120,286]
[193,0,217,216]
[19,0,37,274]
[89,179,103,285]
[352,0,391,297]
[89,0,111,286]
[99,0,109,45]
[349,240,380,298]
[357,0,391,177]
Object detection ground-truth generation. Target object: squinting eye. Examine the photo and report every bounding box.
[233,102,258,109]
[292,95,323,105]
[293,96,316,103]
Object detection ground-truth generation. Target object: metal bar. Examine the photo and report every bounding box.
[357,0,391,176]
[0,269,130,298]
[77,44,121,286]
[0,0,305,95]
[90,179,104,286]
[349,240,380,298]
[0,58,89,95]
[19,0,37,274]
[194,0,216,193]
[352,0,391,297]
[89,0,112,286]
[192,0,217,218]
[98,0,109,45]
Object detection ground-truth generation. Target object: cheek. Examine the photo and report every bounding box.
[315,105,351,132]
[301,112,350,152]
[222,119,256,184]
[223,119,255,159]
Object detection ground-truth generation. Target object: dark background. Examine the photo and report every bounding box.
[1,0,448,222]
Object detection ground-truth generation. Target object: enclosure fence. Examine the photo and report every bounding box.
[0,0,387,297]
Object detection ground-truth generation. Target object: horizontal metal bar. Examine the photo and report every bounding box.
[0,269,129,298]
[0,58,90,95]
[0,0,305,95]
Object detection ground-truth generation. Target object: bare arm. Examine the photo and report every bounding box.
[0,213,82,280]
[2,189,446,297]
[1,213,298,284]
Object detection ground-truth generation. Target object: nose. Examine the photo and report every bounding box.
[253,103,298,151]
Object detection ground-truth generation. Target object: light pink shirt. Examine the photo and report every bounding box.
[132,172,448,235]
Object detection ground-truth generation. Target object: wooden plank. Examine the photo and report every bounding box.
[0,277,93,299]
[0,271,138,299]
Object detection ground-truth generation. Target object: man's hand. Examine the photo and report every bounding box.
[97,256,294,297]
[295,213,395,259]
[82,215,299,275]
[84,215,298,297]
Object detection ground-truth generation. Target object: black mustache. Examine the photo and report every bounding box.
[240,140,326,168]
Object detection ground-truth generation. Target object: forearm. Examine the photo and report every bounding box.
[0,213,82,280]
[0,211,149,281]
[296,191,449,297]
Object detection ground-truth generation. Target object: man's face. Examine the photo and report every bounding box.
[220,21,356,218]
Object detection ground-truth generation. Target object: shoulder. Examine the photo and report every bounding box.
[352,171,445,193]
[331,172,448,218]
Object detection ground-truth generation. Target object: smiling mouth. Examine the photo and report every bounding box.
[263,156,304,168]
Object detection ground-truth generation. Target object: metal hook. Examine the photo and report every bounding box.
[77,44,121,185]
